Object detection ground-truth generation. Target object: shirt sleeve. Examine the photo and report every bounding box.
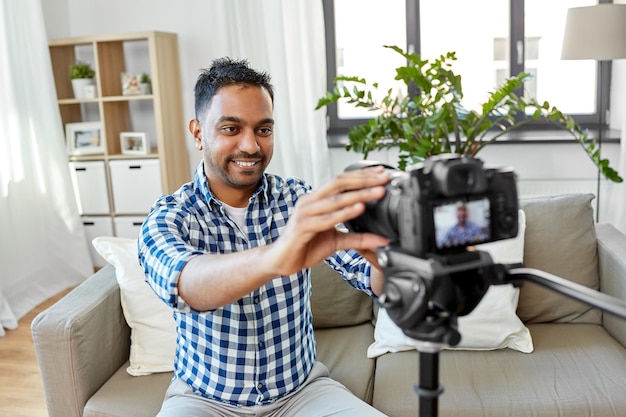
[138,194,204,312]
[325,249,376,298]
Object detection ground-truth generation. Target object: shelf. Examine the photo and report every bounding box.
[108,152,160,160]
[50,31,190,260]
[68,154,107,162]
[68,152,160,163]
[58,98,100,105]
[102,95,153,102]
[58,95,153,105]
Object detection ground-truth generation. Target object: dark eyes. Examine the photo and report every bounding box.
[219,126,273,136]
[257,127,273,136]
[220,126,238,134]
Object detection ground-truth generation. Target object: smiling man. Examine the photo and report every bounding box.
[139,57,389,416]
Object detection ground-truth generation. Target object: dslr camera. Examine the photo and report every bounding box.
[345,154,519,259]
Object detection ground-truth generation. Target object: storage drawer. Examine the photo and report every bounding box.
[114,216,147,240]
[82,216,114,268]
[109,159,163,214]
[68,161,110,215]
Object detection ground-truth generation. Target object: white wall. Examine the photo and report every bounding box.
[41,0,626,225]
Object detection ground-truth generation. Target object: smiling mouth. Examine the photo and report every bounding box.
[234,160,258,167]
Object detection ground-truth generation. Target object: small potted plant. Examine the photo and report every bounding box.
[316,45,622,183]
[70,61,96,99]
[139,73,152,95]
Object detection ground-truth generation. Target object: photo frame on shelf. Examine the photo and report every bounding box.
[120,132,149,155]
[66,122,104,156]
[121,73,141,96]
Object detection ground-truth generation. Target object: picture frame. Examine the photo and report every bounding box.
[121,72,141,96]
[66,122,104,156]
[120,132,149,155]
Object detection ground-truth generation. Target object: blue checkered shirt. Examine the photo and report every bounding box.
[138,163,375,406]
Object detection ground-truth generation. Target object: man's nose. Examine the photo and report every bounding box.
[239,129,260,153]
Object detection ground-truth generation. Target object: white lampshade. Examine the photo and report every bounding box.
[562,4,626,60]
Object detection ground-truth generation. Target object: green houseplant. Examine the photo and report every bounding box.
[316,45,622,183]
[70,61,95,80]
[139,72,152,95]
[69,61,96,99]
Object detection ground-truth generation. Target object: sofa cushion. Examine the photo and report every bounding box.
[310,262,373,328]
[518,194,601,324]
[315,323,376,403]
[369,284,533,356]
[372,324,626,417]
[92,237,177,376]
[84,363,172,417]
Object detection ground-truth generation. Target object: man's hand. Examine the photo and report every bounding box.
[267,166,390,276]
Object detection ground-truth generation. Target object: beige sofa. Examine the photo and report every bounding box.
[32,194,626,417]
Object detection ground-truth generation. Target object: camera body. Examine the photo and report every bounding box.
[345,154,519,258]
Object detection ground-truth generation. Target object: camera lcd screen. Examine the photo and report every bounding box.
[434,197,491,249]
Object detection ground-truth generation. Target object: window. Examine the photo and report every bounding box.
[323,0,609,135]
[324,0,408,129]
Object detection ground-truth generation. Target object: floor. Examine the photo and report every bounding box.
[0,289,70,417]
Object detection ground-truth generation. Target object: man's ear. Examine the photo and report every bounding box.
[189,119,203,150]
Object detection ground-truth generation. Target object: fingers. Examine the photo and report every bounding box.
[317,166,389,197]
[295,167,389,229]
[268,168,391,276]
[335,231,389,254]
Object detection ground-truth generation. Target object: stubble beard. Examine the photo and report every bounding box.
[208,153,266,190]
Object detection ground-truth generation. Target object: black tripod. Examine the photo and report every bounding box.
[376,247,626,417]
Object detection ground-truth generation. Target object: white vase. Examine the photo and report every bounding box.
[140,83,152,95]
[71,78,95,99]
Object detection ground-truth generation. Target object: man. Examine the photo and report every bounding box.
[139,57,389,416]
[441,202,487,248]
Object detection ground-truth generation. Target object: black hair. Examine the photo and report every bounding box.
[194,57,274,120]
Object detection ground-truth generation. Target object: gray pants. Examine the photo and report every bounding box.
[157,362,387,417]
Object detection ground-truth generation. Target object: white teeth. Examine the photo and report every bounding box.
[235,161,256,167]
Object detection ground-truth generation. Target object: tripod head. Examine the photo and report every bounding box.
[376,248,498,348]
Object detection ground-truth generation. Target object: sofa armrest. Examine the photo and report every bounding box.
[596,224,626,348]
[31,265,130,417]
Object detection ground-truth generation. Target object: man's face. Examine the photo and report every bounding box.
[457,204,468,224]
[191,84,274,204]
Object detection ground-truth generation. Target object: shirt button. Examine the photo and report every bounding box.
[257,383,263,390]
[259,341,264,348]
[254,297,260,304]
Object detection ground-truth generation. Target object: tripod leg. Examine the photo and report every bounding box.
[416,351,444,417]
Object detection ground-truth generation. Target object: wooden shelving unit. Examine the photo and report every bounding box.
[49,31,190,266]
[49,31,189,192]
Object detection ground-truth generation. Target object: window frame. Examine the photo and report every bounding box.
[322,0,612,137]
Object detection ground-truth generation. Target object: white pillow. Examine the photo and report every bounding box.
[92,236,176,376]
[368,210,533,357]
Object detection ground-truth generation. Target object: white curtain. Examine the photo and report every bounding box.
[0,0,93,335]
[210,0,331,188]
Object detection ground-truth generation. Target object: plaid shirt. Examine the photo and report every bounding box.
[139,163,374,406]
[440,221,488,248]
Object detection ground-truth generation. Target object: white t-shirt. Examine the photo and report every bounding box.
[222,202,247,233]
